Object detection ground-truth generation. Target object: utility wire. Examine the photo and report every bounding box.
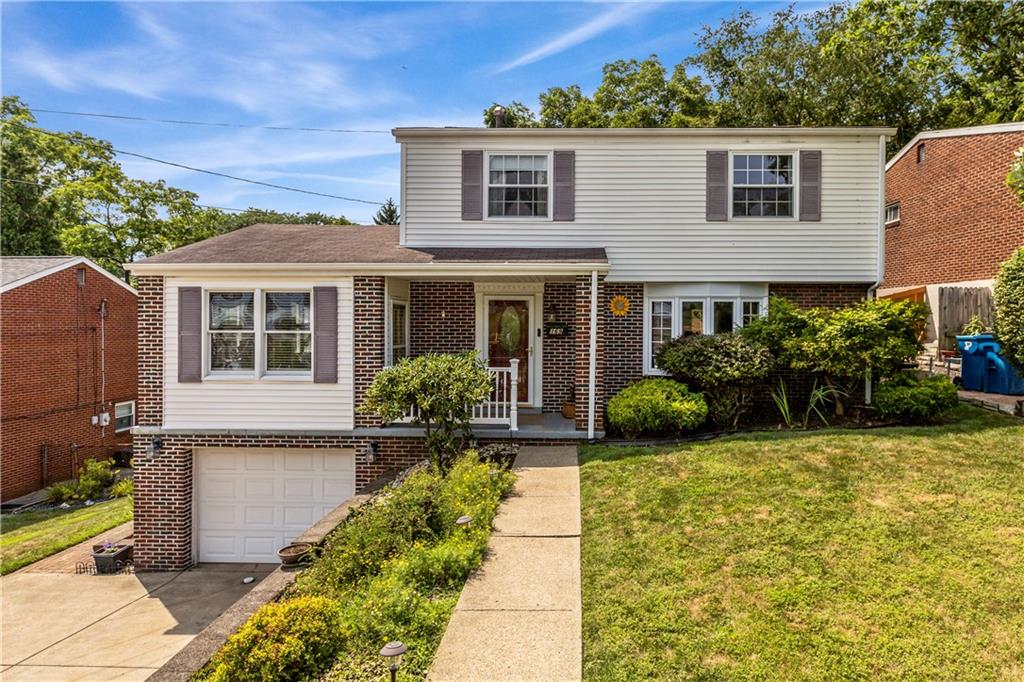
[4,122,385,206]
[30,107,391,134]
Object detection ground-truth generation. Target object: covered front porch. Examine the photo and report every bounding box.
[353,248,610,439]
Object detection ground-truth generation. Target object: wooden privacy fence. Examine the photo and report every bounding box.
[939,286,993,350]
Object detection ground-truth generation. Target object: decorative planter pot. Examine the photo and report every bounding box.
[92,544,133,574]
[561,401,576,420]
[277,542,313,566]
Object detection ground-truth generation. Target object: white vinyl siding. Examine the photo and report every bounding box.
[164,276,354,430]
[401,132,883,282]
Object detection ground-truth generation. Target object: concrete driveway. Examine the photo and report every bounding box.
[1,564,273,681]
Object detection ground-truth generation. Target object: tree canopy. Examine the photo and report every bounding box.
[484,0,1023,154]
[1,95,352,280]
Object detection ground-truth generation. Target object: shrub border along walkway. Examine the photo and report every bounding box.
[150,493,372,682]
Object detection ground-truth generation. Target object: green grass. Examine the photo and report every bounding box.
[580,405,1024,680]
[0,497,133,575]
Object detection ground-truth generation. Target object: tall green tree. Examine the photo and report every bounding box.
[372,197,400,225]
[212,207,352,233]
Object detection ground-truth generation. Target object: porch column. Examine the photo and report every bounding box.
[354,276,386,427]
[574,272,605,435]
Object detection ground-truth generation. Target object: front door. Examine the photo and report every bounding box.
[485,298,532,404]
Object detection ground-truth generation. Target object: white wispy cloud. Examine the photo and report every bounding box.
[494,2,660,74]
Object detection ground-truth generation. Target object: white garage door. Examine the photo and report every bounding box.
[195,448,355,563]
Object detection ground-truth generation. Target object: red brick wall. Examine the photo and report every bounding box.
[883,130,1024,288]
[1,265,137,501]
[354,276,385,427]
[542,282,575,412]
[409,281,475,355]
[603,283,645,398]
[136,276,163,427]
[574,274,605,431]
[768,283,869,308]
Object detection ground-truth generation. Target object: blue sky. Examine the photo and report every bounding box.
[3,1,802,223]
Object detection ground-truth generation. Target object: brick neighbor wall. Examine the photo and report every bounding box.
[768,283,869,309]
[1,265,137,501]
[883,130,1024,289]
[574,274,605,432]
[353,276,385,427]
[409,281,475,355]
[542,282,575,412]
[603,282,645,398]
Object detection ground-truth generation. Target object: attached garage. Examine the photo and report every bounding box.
[194,448,355,563]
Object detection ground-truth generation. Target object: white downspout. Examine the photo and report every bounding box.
[587,269,598,440]
[866,133,888,405]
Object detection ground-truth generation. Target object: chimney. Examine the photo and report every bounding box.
[492,105,506,128]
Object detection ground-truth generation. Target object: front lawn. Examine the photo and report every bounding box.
[580,405,1024,680]
[0,497,133,575]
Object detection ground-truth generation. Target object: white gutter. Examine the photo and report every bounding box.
[394,126,898,140]
[865,133,889,405]
[587,269,598,440]
[125,261,611,277]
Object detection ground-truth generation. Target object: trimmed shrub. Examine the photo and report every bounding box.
[656,334,772,428]
[44,482,75,505]
[874,373,958,424]
[75,458,116,500]
[740,296,810,368]
[994,246,1024,371]
[606,378,707,438]
[109,478,133,498]
[206,596,346,682]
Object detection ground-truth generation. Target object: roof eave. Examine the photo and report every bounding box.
[125,261,611,277]
[393,126,898,140]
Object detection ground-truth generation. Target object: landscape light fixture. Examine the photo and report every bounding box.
[456,515,473,528]
[380,640,407,682]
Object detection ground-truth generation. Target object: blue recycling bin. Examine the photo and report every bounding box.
[981,340,1024,396]
[956,334,991,391]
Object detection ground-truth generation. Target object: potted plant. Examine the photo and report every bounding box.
[561,386,576,421]
[92,541,133,574]
[277,542,313,566]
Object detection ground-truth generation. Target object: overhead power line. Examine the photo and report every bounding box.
[1,176,260,213]
[4,122,385,206]
[31,107,391,134]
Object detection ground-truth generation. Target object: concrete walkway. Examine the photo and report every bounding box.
[429,445,581,681]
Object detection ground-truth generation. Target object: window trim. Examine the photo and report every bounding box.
[885,201,901,226]
[483,151,553,222]
[113,400,135,433]
[728,150,799,222]
[643,294,768,375]
[201,287,314,381]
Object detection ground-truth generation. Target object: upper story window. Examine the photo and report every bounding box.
[885,202,900,226]
[732,154,794,218]
[206,290,311,377]
[487,154,549,218]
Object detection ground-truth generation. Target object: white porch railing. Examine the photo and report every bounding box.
[402,359,519,432]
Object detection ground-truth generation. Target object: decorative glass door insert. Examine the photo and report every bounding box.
[487,299,530,403]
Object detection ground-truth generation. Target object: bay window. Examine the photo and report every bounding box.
[390,300,409,365]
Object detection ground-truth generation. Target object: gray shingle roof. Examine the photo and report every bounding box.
[1,256,79,286]
[135,224,607,265]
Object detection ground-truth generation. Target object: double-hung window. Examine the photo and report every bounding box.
[208,292,255,372]
[885,202,900,226]
[732,154,794,218]
[649,300,673,364]
[264,292,311,373]
[487,154,549,218]
[114,400,135,432]
[206,289,312,378]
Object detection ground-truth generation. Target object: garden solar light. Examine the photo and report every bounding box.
[380,640,407,682]
[456,515,473,528]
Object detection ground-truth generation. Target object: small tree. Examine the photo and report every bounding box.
[656,333,772,428]
[372,198,400,225]
[791,298,928,415]
[359,352,492,472]
[993,247,1024,370]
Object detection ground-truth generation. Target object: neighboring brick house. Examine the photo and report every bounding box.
[1,257,137,502]
[127,126,891,570]
[880,122,1024,354]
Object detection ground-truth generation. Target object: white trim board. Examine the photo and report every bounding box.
[1,256,137,295]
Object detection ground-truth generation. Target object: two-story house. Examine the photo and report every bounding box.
[128,126,892,570]
[880,122,1024,355]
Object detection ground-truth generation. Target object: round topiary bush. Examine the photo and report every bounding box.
[606,378,708,439]
[874,373,958,425]
[206,596,346,682]
[994,246,1024,371]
